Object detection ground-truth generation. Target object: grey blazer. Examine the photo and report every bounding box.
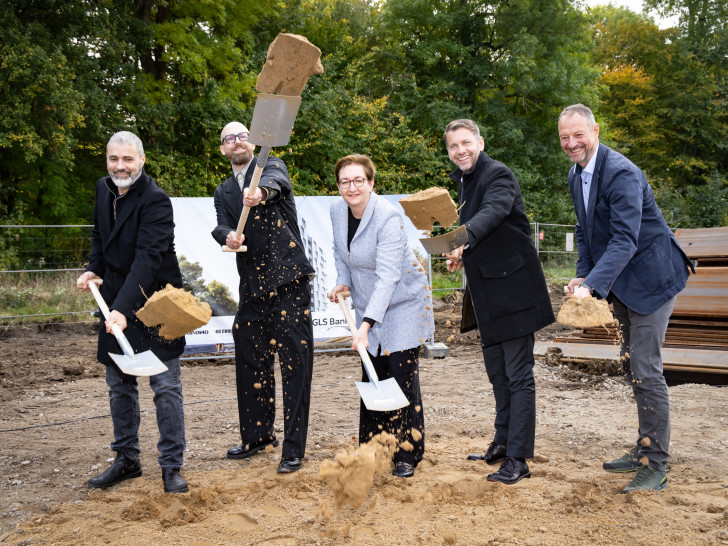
[331,192,434,355]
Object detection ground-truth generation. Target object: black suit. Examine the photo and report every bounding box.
[211,157,315,458]
[451,151,554,459]
[87,171,185,364]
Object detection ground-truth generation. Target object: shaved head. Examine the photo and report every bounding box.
[220,121,248,143]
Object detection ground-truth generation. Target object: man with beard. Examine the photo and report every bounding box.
[442,119,555,485]
[211,121,315,473]
[558,104,692,493]
[76,131,188,494]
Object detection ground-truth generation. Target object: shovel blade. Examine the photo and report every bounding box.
[248,94,302,147]
[355,378,410,412]
[109,350,168,377]
[418,225,469,255]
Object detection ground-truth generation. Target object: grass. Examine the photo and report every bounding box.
[0,262,578,324]
[0,271,96,325]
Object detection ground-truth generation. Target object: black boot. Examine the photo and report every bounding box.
[162,468,189,493]
[88,452,142,489]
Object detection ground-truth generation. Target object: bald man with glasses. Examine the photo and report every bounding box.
[211,121,315,474]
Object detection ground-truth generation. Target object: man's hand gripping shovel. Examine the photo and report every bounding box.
[88,280,168,377]
[333,291,409,412]
[222,33,323,253]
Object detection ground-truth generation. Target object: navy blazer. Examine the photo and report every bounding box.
[569,143,692,315]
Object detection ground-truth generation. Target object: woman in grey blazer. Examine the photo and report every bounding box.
[329,154,434,478]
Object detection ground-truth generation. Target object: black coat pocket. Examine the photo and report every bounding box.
[478,254,524,279]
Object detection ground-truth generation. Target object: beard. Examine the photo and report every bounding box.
[109,167,143,188]
[229,147,253,166]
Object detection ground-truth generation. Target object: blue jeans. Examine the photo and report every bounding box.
[105,357,186,469]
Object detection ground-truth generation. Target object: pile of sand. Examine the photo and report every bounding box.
[136,285,212,340]
[319,432,397,509]
[399,187,458,232]
[557,296,617,328]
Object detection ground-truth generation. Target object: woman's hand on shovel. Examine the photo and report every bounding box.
[352,322,370,352]
[327,284,350,302]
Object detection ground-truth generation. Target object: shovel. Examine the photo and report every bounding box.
[222,34,323,253]
[335,292,410,412]
[88,280,168,377]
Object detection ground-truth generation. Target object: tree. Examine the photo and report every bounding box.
[591,3,728,226]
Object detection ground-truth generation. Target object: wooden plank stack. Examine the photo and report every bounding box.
[552,226,728,376]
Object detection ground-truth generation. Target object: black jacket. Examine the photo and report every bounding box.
[86,170,185,365]
[451,152,554,344]
[211,156,314,301]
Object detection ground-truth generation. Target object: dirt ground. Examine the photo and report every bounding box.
[1,292,727,545]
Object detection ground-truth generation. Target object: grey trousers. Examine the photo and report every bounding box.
[612,296,675,471]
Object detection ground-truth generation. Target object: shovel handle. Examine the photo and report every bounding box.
[88,280,136,361]
[336,292,381,389]
[222,146,273,255]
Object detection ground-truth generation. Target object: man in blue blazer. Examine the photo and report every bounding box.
[558,104,693,493]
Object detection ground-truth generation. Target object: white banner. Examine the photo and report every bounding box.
[171,195,429,354]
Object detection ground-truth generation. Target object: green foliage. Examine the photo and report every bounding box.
[1,0,725,229]
[0,271,93,322]
[178,254,237,316]
[202,281,238,317]
[591,3,728,226]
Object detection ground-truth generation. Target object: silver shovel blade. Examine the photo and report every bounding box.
[109,350,168,377]
[418,225,469,255]
[248,94,302,147]
[355,378,410,412]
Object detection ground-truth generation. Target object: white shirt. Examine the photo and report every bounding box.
[580,148,598,212]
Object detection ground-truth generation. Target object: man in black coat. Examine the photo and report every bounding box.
[443,119,555,484]
[76,131,188,494]
[211,121,315,473]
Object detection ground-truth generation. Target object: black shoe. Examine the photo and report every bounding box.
[88,453,142,489]
[487,457,531,484]
[393,462,415,478]
[162,468,189,493]
[227,437,279,460]
[467,442,507,465]
[277,457,302,473]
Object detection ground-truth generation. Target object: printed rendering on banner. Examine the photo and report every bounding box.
[171,196,429,354]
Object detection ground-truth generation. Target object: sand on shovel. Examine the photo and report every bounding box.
[136,284,212,340]
[557,296,617,328]
[255,33,324,96]
[319,432,397,509]
[399,187,458,233]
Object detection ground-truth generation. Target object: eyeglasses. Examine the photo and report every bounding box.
[337,177,367,189]
[222,132,249,144]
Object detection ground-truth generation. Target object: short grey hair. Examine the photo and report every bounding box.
[559,104,596,128]
[444,119,481,143]
[107,131,144,157]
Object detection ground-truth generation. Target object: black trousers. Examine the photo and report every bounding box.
[233,278,314,458]
[358,347,425,466]
[481,333,536,459]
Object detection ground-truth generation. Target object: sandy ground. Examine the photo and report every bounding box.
[1,296,727,545]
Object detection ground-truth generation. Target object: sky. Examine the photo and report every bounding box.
[582,0,679,28]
